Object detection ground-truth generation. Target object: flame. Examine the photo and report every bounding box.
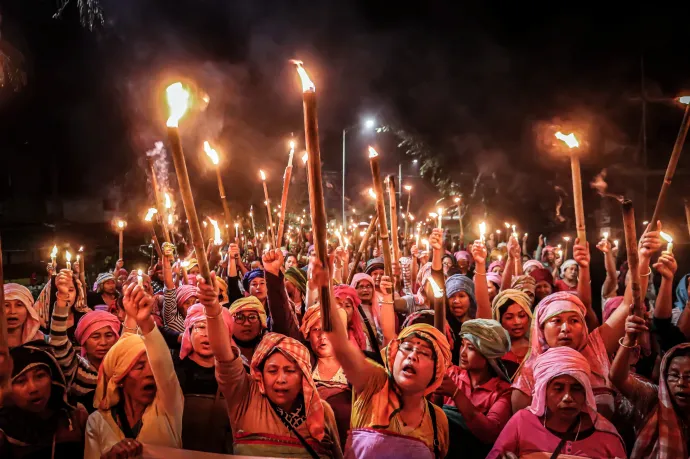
[660,231,673,244]
[409,214,415,221]
[679,96,690,105]
[368,188,377,199]
[504,222,511,228]
[497,254,503,262]
[368,146,379,158]
[164,192,172,209]
[289,140,296,151]
[428,276,445,299]
[165,82,191,127]
[429,212,438,218]
[404,185,412,191]
[117,220,125,229]
[302,152,308,164]
[78,246,84,252]
[496,230,501,234]
[51,245,57,258]
[259,170,266,181]
[203,141,220,165]
[234,223,239,229]
[168,214,173,225]
[479,222,487,238]
[438,207,443,215]
[144,207,158,222]
[555,131,579,149]
[563,236,570,242]
[603,232,609,240]
[208,218,223,245]
[614,240,619,247]
[65,251,71,262]
[291,60,315,92]
[454,196,461,203]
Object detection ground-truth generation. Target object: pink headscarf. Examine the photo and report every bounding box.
[350,272,381,331]
[180,303,232,360]
[523,259,543,273]
[529,347,622,440]
[488,260,505,273]
[486,272,502,288]
[454,251,472,264]
[74,311,121,357]
[350,273,375,291]
[541,246,555,263]
[4,283,42,345]
[176,285,198,309]
[603,296,625,323]
[333,284,367,350]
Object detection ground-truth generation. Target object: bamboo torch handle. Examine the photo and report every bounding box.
[570,154,587,243]
[622,200,644,319]
[347,216,379,285]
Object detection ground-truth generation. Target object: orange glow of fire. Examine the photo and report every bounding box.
[289,140,296,151]
[555,131,579,149]
[65,251,71,262]
[144,208,158,222]
[166,82,191,127]
[368,188,377,199]
[291,60,315,93]
[117,220,126,229]
[164,192,172,209]
[660,231,673,244]
[428,276,444,298]
[203,141,220,165]
[368,146,379,158]
[404,185,412,192]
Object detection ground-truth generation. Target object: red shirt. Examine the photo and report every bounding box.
[554,279,578,292]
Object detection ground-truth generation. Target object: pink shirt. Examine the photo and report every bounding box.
[554,279,578,292]
[488,410,626,459]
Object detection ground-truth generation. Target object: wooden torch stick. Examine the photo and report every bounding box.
[347,216,379,285]
[570,153,587,243]
[216,167,233,242]
[685,198,690,238]
[369,148,393,277]
[388,175,401,267]
[294,60,333,331]
[260,171,277,248]
[166,82,213,284]
[649,104,690,229]
[277,146,294,247]
[622,200,644,319]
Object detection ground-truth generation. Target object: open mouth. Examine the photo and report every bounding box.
[675,392,690,401]
[557,337,573,346]
[401,364,416,377]
[28,396,45,406]
[142,382,157,392]
[6,318,18,326]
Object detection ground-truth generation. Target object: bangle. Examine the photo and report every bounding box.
[379,300,394,305]
[474,271,487,276]
[205,308,223,319]
[618,336,639,349]
[122,324,138,333]
[452,386,459,399]
[640,268,652,278]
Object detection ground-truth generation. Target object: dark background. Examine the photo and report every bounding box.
[1,1,690,296]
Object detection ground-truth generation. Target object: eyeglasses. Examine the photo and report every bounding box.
[398,342,434,361]
[234,313,259,324]
[356,284,373,291]
[668,373,690,385]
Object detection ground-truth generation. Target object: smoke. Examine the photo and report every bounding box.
[590,168,624,202]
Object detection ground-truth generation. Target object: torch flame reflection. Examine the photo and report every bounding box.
[203,141,220,165]
[555,131,580,149]
[144,208,158,222]
[166,82,191,128]
[291,60,315,93]
[368,146,379,158]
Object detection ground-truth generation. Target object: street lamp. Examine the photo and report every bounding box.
[342,118,376,227]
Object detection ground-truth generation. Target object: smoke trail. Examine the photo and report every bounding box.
[590,169,624,203]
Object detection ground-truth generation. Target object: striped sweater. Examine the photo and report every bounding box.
[49,305,99,409]
[162,287,185,333]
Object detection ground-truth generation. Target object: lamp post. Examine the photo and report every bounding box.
[342,118,376,228]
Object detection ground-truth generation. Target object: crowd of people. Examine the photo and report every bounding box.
[0,223,685,458]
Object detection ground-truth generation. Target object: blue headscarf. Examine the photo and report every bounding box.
[674,274,690,313]
[243,268,265,292]
[445,274,477,319]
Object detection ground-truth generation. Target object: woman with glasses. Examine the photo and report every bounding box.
[228,296,268,363]
[174,303,233,453]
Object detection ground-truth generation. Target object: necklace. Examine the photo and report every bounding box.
[544,413,582,442]
[400,400,426,429]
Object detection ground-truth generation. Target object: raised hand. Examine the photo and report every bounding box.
[654,251,677,281]
[262,248,284,275]
[573,239,590,268]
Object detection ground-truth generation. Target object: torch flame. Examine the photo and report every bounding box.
[259,170,266,181]
[144,207,158,222]
[504,222,511,228]
[679,96,690,105]
[79,246,84,252]
[291,60,315,93]
[208,218,223,245]
[289,140,296,151]
[65,251,71,262]
[166,82,191,128]
[479,222,487,239]
[404,185,412,191]
[368,146,379,158]
[428,276,445,299]
[368,188,377,199]
[117,220,125,229]
[51,245,58,258]
[203,141,220,165]
[555,131,580,149]
[429,212,438,218]
[164,192,172,209]
[603,232,609,240]
[168,214,173,225]
[660,231,673,244]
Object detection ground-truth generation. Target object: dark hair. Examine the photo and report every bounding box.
[497,299,518,321]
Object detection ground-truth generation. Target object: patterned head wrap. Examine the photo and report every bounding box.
[460,319,511,381]
[532,292,588,354]
[243,268,265,292]
[95,272,116,293]
[511,275,536,299]
[94,334,147,410]
[333,285,367,350]
[383,324,452,396]
[228,296,268,329]
[530,267,554,287]
[250,333,325,441]
[492,289,533,323]
[488,260,505,273]
[215,277,229,304]
[180,303,232,360]
[4,283,41,345]
[10,345,72,409]
[74,311,120,357]
[560,259,579,277]
[445,274,477,318]
[402,310,455,352]
[175,285,198,309]
[285,267,308,296]
[486,272,502,289]
[522,259,544,273]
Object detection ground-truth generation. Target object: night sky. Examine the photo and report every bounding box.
[2,1,690,246]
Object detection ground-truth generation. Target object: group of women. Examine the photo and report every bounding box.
[0,223,686,458]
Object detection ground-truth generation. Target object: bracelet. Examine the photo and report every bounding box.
[618,336,639,350]
[379,300,394,305]
[122,324,138,333]
[452,386,459,399]
[205,308,223,319]
[640,268,652,278]
[474,271,487,276]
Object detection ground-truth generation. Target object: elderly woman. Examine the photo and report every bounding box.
[203,275,342,458]
[436,319,513,458]
[228,296,268,362]
[489,347,626,458]
[84,282,184,459]
[530,267,554,305]
[511,291,629,418]
[175,303,233,453]
[0,345,89,458]
[492,289,533,371]
[4,283,43,348]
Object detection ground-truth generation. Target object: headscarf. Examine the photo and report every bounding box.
[215,277,229,304]
[179,303,232,360]
[228,296,268,329]
[460,319,511,381]
[631,343,690,459]
[511,275,536,298]
[350,273,375,291]
[4,283,42,345]
[250,333,325,441]
[603,296,625,323]
[74,311,120,357]
[454,251,472,265]
[441,254,457,269]
[445,274,477,319]
[333,285,367,350]
[300,304,323,339]
[401,310,455,351]
[285,267,308,296]
[186,258,199,272]
[530,267,554,287]
[492,289,533,324]
[364,257,385,275]
[94,333,147,410]
[415,262,433,292]
[242,268,265,292]
[95,272,115,293]
[541,246,555,263]
[522,259,543,273]
[383,324,451,396]
[486,272,502,290]
[175,285,198,309]
[560,259,578,278]
[488,260,504,273]
[673,274,690,314]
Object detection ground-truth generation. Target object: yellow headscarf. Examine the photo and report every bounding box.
[228,296,268,328]
[93,334,146,410]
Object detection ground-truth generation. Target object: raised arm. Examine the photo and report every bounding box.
[609,305,648,398]
[470,240,492,319]
[225,243,244,304]
[573,240,597,330]
[263,249,301,340]
[378,275,397,346]
[653,252,676,319]
[597,239,618,300]
[50,270,79,383]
